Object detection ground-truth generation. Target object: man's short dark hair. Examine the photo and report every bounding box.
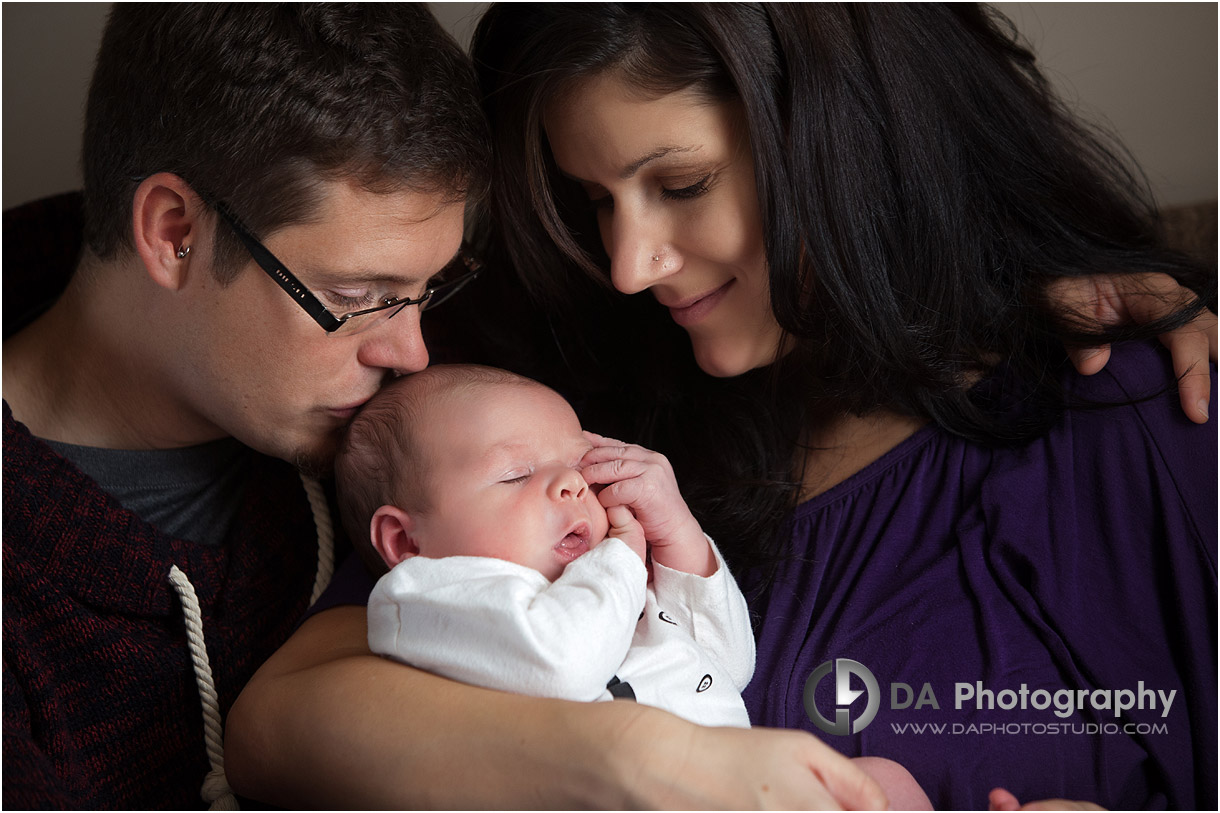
[83,3,489,280]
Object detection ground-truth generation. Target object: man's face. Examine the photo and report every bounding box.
[168,179,465,470]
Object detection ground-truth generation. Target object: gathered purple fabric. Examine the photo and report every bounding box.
[744,341,1216,809]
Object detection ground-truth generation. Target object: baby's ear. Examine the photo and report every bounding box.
[370,505,421,569]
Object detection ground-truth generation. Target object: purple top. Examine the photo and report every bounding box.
[744,341,1216,809]
[315,341,1215,809]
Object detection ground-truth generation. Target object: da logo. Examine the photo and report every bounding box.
[803,659,880,736]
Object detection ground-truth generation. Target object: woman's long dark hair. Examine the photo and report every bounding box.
[470,3,1212,574]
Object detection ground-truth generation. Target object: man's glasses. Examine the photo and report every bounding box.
[212,201,482,337]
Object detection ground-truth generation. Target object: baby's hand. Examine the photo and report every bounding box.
[605,505,647,566]
[581,432,714,577]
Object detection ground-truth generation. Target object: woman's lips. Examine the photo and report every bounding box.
[663,281,733,327]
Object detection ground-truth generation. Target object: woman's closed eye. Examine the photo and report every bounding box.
[661,174,712,201]
[583,175,714,210]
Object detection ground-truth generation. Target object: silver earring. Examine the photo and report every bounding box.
[176,245,191,259]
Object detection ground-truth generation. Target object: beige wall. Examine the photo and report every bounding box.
[3,2,1214,209]
[993,2,1217,205]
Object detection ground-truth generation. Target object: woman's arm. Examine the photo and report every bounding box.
[225,606,887,810]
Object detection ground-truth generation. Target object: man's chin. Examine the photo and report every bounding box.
[288,431,340,478]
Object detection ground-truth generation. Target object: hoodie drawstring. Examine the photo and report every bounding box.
[169,472,334,810]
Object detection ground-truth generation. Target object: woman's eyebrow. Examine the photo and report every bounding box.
[620,145,698,179]
[557,145,701,184]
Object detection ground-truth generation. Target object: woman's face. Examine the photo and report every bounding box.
[544,71,786,378]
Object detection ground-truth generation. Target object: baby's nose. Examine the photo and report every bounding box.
[552,467,589,500]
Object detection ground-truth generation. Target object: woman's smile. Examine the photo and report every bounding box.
[656,280,734,327]
[544,72,786,378]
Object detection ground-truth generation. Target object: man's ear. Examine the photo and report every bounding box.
[130,172,203,291]
[370,504,422,569]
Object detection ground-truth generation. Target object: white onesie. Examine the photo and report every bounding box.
[367,537,754,728]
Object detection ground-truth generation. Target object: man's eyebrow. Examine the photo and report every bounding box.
[311,251,460,288]
[304,271,415,293]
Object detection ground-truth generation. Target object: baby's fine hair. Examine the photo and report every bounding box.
[335,364,543,575]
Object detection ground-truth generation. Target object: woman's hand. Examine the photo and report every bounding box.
[1049,273,1216,423]
[989,787,1105,811]
[618,709,890,810]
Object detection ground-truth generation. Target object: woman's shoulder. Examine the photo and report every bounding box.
[1049,339,1215,487]
[787,339,1215,544]
[1067,338,1214,410]
[981,340,1216,564]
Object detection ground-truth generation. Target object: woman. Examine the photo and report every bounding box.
[467,3,1215,809]
[227,4,1214,809]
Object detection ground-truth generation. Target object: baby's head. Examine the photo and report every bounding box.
[336,364,610,580]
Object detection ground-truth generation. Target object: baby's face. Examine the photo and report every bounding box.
[408,383,610,581]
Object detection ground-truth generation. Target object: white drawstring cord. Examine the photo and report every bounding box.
[169,472,335,809]
[168,564,239,811]
[300,473,335,607]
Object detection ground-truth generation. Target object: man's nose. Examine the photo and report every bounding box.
[356,307,430,375]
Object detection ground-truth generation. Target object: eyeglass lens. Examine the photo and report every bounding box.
[327,254,480,336]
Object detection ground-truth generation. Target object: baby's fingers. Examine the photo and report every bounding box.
[581,439,651,464]
[581,435,674,474]
[605,505,646,562]
[581,457,651,489]
[582,430,634,450]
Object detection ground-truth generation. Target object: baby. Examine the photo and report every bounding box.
[336,363,755,725]
[336,364,931,807]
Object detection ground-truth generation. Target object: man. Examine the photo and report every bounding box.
[3,5,485,807]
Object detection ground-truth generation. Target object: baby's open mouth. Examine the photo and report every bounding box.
[556,522,591,559]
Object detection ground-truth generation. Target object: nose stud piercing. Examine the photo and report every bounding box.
[176,245,191,259]
[651,254,660,262]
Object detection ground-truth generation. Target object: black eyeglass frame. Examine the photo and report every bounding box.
[212,201,482,334]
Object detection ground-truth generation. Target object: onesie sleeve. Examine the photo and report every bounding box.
[368,539,647,702]
[651,536,756,690]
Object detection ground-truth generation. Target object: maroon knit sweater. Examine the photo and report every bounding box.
[3,402,323,808]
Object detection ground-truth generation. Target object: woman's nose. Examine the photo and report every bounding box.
[604,209,680,295]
